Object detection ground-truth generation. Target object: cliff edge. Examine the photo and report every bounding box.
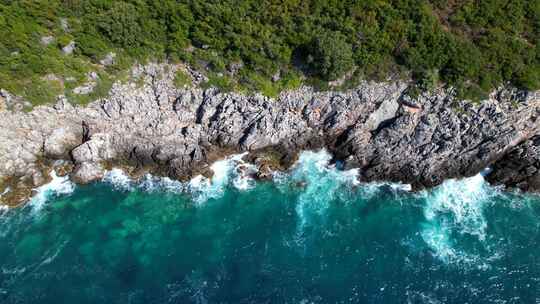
[1,63,539,205]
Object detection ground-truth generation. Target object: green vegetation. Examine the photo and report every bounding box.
[0,0,539,106]
[308,31,354,81]
[173,69,192,88]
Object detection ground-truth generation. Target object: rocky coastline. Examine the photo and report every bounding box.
[1,63,539,206]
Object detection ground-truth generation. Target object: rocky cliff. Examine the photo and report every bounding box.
[1,63,539,205]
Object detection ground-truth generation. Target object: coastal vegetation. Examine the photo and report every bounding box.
[0,0,538,106]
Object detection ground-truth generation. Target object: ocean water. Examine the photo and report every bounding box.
[1,150,539,303]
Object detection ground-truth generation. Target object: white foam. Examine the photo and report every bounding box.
[187,153,257,204]
[98,154,257,203]
[0,187,10,214]
[0,205,9,216]
[0,187,10,198]
[286,150,360,233]
[232,162,258,191]
[103,168,134,191]
[358,180,412,200]
[420,173,493,265]
[138,174,183,194]
[28,171,75,212]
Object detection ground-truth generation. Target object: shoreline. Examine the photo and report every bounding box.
[0,63,539,207]
[4,148,539,212]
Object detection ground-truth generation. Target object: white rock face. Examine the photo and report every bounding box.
[71,162,104,184]
[0,62,538,191]
[44,128,81,158]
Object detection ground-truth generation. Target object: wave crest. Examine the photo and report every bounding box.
[28,171,75,212]
[420,173,496,265]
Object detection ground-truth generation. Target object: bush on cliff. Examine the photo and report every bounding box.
[308,32,354,81]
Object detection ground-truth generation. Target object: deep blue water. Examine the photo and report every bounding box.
[0,151,539,303]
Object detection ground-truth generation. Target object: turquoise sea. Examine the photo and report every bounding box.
[1,150,539,303]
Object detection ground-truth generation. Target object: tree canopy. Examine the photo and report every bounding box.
[0,0,538,105]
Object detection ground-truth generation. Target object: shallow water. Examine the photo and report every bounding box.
[1,150,539,303]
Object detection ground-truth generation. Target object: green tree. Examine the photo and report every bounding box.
[98,2,142,49]
[308,31,354,81]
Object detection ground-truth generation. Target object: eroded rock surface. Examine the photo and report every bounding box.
[0,63,539,202]
[487,136,540,192]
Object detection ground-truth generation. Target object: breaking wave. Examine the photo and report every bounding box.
[188,153,257,204]
[282,150,360,233]
[419,173,496,265]
[11,151,520,270]
[139,174,184,194]
[100,153,258,204]
[28,171,75,212]
[103,169,134,191]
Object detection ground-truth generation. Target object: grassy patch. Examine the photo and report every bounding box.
[201,73,236,93]
[173,69,192,88]
[66,73,114,105]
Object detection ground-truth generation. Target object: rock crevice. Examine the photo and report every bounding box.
[0,63,539,205]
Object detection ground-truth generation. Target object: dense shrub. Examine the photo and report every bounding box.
[0,0,538,104]
[308,31,354,81]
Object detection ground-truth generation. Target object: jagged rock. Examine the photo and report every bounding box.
[71,134,115,164]
[44,128,81,158]
[0,62,539,200]
[487,136,540,192]
[71,162,104,184]
[364,98,400,131]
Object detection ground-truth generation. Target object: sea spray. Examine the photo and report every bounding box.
[189,153,257,203]
[139,174,183,194]
[420,173,494,265]
[99,153,258,204]
[103,168,134,191]
[28,171,75,212]
[283,150,360,235]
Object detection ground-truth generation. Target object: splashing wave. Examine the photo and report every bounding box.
[28,171,75,212]
[419,173,496,265]
[281,150,360,233]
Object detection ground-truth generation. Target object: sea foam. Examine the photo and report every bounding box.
[99,153,257,203]
[189,153,257,204]
[28,171,75,212]
[103,169,134,191]
[138,174,183,194]
[420,173,494,265]
[284,150,360,234]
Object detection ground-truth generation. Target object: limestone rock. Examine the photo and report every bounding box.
[44,128,81,158]
[71,162,104,184]
[0,62,538,195]
[100,52,116,66]
[487,136,540,192]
